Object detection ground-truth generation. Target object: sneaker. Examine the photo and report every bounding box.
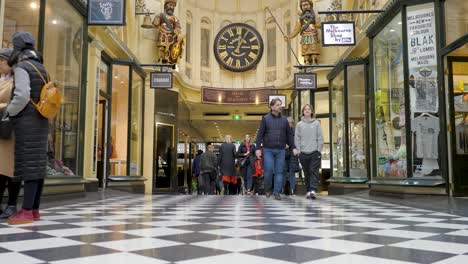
[0,206,17,219]
[266,192,271,198]
[274,194,282,200]
[310,191,317,200]
[306,192,311,199]
[291,190,296,197]
[32,209,41,221]
[7,209,34,225]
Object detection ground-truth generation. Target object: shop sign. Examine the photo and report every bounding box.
[407,7,437,69]
[201,87,273,105]
[295,73,317,90]
[88,0,126,26]
[150,72,173,89]
[321,22,356,46]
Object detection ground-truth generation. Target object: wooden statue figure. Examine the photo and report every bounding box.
[152,0,184,64]
[285,0,320,65]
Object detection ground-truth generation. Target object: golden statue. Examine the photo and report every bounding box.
[285,0,320,65]
[144,0,184,64]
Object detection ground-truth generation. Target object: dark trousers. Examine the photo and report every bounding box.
[22,179,44,210]
[201,171,216,194]
[251,177,259,194]
[0,175,21,206]
[299,151,321,192]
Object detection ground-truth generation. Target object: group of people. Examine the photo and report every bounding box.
[193,98,324,200]
[0,32,50,225]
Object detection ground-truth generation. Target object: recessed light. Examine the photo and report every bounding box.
[30,2,38,9]
[52,19,58,25]
[397,21,402,25]
[114,76,119,79]
[389,29,395,32]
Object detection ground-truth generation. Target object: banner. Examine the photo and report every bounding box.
[295,73,317,90]
[322,22,356,46]
[88,0,126,26]
[201,87,273,105]
[150,72,173,89]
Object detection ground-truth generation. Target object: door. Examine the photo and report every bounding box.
[96,94,109,188]
[448,57,468,196]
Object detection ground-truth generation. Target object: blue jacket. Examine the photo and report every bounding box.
[256,112,295,150]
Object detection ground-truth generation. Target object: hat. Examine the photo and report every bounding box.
[0,48,13,60]
[12,31,35,51]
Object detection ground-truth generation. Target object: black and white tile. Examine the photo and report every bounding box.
[1,194,468,263]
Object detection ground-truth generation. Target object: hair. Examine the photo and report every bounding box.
[302,104,315,117]
[244,133,251,144]
[225,134,233,143]
[270,97,282,107]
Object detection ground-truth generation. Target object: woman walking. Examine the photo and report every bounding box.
[237,134,256,195]
[6,32,50,225]
[295,104,323,200]
[219,135,237,195]
[0,48,21,219]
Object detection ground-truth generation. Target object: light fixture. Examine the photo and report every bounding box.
[30,2,38,9]
[389,29,396,32]
[52,19,58,25]
[397,21,402,25]
[114,76,119,79]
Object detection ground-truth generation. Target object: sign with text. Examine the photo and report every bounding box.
[295,73,317,90]
[407,6,437,69]
[322,22,356,46]
[88,0,126,26]
[201,87,273,105]
[150,72,173,89]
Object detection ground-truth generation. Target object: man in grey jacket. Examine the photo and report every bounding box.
[200,143,218,195]
[295,104,323,199]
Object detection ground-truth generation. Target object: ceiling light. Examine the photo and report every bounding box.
[30,2,38,9]
[52,19,58,25]
[114,76,119,79]
[389,29,395,32]
[120,81,124,84]
[397,21,402,25]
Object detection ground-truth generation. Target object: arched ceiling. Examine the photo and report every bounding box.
[184,0,291,14]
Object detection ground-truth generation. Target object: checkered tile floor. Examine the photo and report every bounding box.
[1,194,468,264]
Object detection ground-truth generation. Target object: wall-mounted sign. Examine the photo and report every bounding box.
[268,95,287,108]
[88,0,126,26]
[322,21,356,46]
[295,73,317,90]
[201,87,273,105]
[150,72,173,89]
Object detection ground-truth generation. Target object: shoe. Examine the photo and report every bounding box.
[306,192,311,199]
[0,206,17,219]
[32,209,40,221]
[274,194,282,200]
[291,190,296,197]
[220,188,225,195]
[310,191,317,200]
[7,209,34,225]
[266,192,271,198]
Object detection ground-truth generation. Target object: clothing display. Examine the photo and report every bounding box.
[412,114,440,159]
[410,69,438,113]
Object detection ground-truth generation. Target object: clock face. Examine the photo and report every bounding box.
[214,23,264,72]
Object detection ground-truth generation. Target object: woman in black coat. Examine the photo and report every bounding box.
[237,134,256,195]
[6,32,49,225]
[219,135,237,195]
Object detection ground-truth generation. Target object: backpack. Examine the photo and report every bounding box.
[25,61,62,119]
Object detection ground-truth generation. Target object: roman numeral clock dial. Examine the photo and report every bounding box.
[214,23,264,72]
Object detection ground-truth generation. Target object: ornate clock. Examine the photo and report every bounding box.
[214,23,264,72]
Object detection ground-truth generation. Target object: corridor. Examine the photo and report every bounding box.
[1,193,468,264]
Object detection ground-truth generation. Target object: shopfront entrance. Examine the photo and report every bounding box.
[446,55,468,196]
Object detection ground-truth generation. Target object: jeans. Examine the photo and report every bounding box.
[263,148,286,195]
[242,165,253,191]
[299,151,321,192]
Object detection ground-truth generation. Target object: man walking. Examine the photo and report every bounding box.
[256,98,298,200]
[200,143,218,195]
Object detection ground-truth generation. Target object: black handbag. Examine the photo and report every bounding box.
[0,111,12,139]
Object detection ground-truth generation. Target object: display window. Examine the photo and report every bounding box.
[444,0,468,46]
[373,14,406,178]
[130,70,144,176]
[331,72,346,177]
[1,0,40,48]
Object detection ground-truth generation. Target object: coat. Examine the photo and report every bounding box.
[0,74,15,177]
[8,53,49,182]
[236,143,256,169]
[219,142,237,177]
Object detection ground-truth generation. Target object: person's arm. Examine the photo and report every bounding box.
[287,120,296,150]
[255,117,266,148]
[295,123,301,153]
[316,122,324,152]
[236,144,244,158]
[6,68,31,117]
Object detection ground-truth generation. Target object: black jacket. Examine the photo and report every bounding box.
[219,143,237,176]
[236,143,256,169]
[256,113,295,149]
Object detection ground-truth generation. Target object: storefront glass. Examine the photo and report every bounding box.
[110,65,129,176]
[130,70,143,176]
[444,0,468,45]
[331,72,346,177]
[1,0,40,47]
[301,90,310,114]
[347,65,367,177]
[44,0,84,177]
[373,14,405,178]
[315,90,330,169]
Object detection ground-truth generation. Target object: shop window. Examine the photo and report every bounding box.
[44,0,84,177]
[201,18,211,68]
[266,27,277,67]
[2,0,40,48]
[301,90,311,110]
[331,72,346,177]
[315,91,329,115]
[444,0,468,45]
[110,65,130,176]
[130,70,143,176]
[373,14,405,178]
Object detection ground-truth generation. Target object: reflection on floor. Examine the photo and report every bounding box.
[1,193,468,264]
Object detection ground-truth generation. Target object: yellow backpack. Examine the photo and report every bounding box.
[25,61,62,119]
